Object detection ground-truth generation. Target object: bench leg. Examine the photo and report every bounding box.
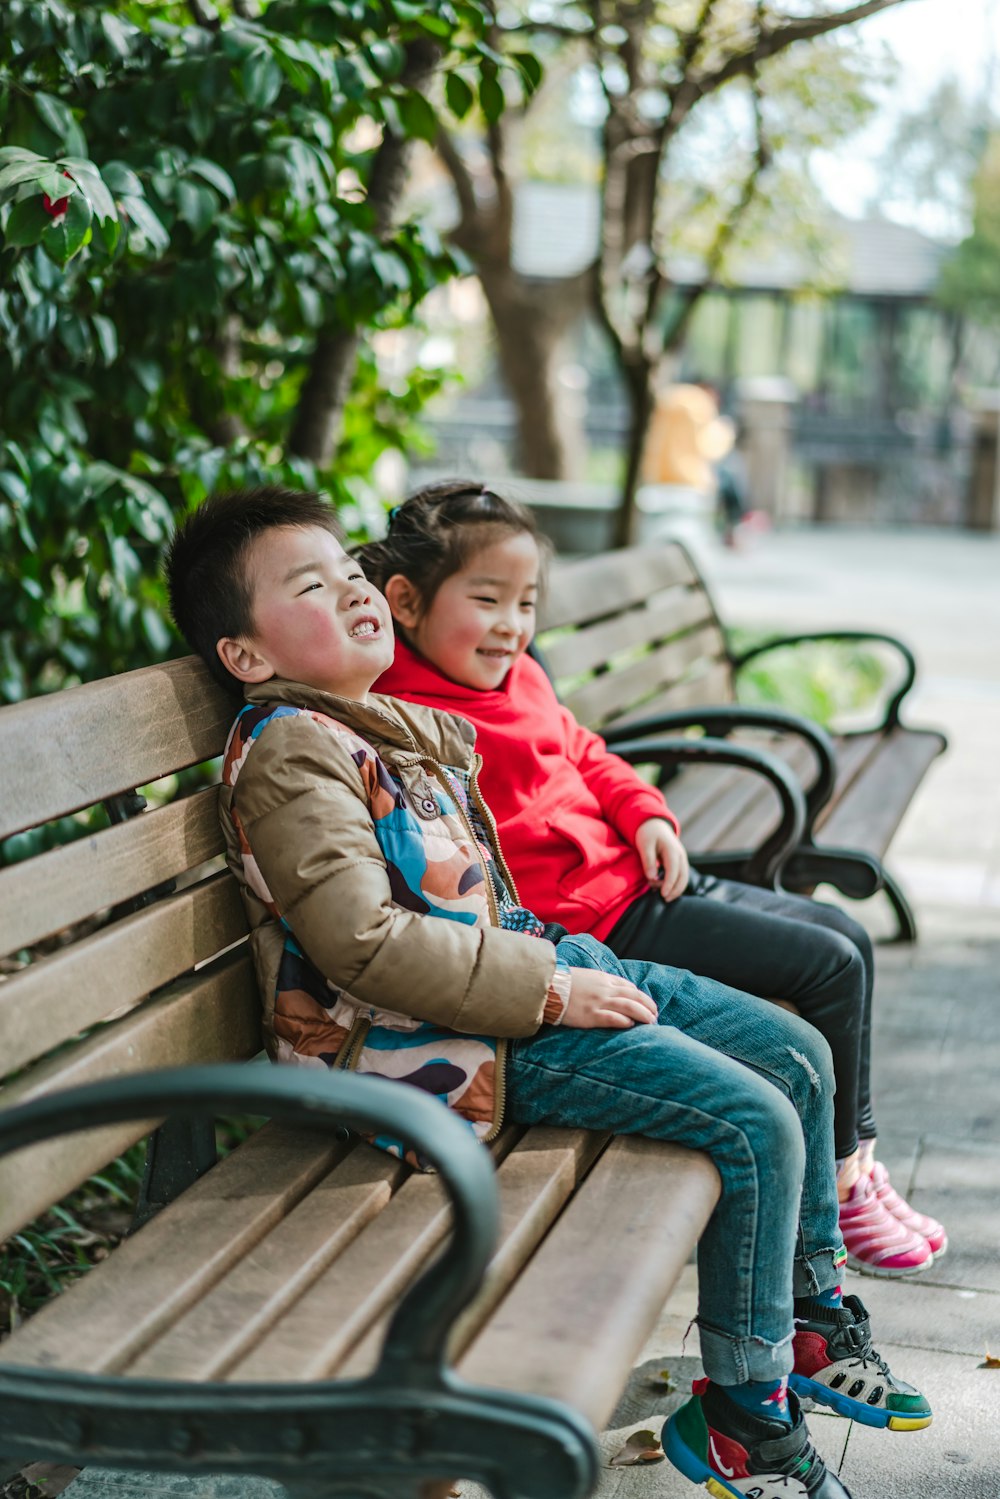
[880,865,919,944]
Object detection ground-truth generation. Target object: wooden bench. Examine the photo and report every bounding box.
[0,660,721,1499]
[539,540,947,941]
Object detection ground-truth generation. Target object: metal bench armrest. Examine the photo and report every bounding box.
[610,734,807,888]
[730,630,917,731]
[604,706,836,831]
[0,1065,494,1377]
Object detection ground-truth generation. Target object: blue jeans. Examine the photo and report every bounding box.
[507,934,845,1383]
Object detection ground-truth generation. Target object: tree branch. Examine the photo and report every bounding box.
[436,127,480,231]
[187,0,221,29]
[674,0,914,121]
[660,68,769,354]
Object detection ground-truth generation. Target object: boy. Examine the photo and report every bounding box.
[166,487,931,1499]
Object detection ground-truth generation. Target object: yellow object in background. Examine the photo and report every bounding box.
[643,383,735,492]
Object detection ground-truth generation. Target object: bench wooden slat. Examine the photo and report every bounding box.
[605,660,736,727]
[0,949,259,1240]
[563,626,728,730]
[226,1128,527,1383]
[694,735,816,853]
[543,590,720,683]
[0,1123,345,1373]
[459,1136,720,1431]
[339,1126,606,1380]
[540,545,700,632]
[126,1144,404,1381]
[0,786,224,956]
[0,873,247,1076]
[816,727,946,855]
[0,659,234,841]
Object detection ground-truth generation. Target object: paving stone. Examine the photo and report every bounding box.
[61,1471,284,1499]
[838,1344,1000,1499]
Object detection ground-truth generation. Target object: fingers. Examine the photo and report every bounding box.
[657,847,689,903]
[604,984,657,1024]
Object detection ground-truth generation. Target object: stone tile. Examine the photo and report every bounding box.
[838,1345,1000,1499]
[838,1270,1000,1357]
[61,1472,283,1499]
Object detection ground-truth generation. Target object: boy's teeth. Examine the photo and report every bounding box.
[351,621,376,637]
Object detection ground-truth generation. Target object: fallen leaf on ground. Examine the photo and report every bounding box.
[980,1350,1000,1368]
[609,1430,665,1466]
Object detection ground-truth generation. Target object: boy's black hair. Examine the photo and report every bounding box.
[355,478,547,612]
[165,486,344,692]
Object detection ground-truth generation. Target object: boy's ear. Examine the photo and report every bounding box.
[382,573,423,629]
[216,636,275,685]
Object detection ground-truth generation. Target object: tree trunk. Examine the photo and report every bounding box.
[478,267,589,479]
[289,38,440,467]
[613,352,656,547]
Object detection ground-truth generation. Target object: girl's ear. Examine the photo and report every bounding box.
[216,636,275,684]
[383,573,423,629]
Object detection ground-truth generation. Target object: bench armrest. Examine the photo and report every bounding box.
[730,630,917,732]
[0,1065,495,1378]
[604,706,836,831]
[610,734,806,888]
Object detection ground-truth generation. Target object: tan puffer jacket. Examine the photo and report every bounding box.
[218,678,560,1153]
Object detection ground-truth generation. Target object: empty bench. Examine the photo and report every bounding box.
[539,541,947,940]
[0,658,720,1499]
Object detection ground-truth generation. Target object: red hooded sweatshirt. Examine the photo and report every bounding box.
[376,637,679,941]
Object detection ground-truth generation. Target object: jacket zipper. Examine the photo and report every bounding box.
[335,1012,371,1072]
[468,756,521,906]
[420,755,514,1141]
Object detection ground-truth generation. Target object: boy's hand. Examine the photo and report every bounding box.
[635,818,689,903]
[563,968,658,1029]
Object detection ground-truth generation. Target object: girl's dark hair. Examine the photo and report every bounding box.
[165,485,344,693]
[356,478,547,609]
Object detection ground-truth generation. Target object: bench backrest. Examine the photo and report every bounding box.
[0,538,730,1240]
[539,541,735,729]
[0,660,257,1240]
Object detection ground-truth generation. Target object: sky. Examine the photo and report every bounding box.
[813,0,1000,236]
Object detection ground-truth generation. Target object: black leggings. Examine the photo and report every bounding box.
[606,871,876,1160]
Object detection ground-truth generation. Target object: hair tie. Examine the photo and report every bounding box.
[386,504,401,528]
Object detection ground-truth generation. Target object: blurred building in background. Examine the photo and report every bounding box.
[410,182,1000,533]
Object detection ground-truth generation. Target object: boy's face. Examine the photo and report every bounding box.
[217,525,394,701]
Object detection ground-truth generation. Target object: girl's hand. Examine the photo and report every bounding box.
[563,968,658,1029]
[635,818,689,903]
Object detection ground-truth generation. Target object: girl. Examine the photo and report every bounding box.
[361,479,948,1279]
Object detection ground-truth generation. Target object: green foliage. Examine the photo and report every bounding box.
[733,631,889,729]
[938,134,1000,325]
[0,0,499,704]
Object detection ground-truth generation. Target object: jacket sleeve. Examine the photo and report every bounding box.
[233,714,556,1039]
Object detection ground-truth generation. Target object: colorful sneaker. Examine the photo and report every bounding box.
[870,1160,948,1258]
[838,1173,933,1277]
[663,1378,852,1497]
[791,1294,932,1431]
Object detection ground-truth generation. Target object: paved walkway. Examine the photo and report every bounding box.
[593,526,1000,1499]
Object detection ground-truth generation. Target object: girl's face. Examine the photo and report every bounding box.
[406,529,540,690]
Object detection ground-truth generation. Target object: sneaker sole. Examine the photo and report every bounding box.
[844,1249,934,1278]
[788,1373,932,1431]
[662,1417,754,1498]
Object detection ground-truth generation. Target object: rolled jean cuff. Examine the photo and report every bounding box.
[697,1321,795,1384]
[792,1243,847,1299]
